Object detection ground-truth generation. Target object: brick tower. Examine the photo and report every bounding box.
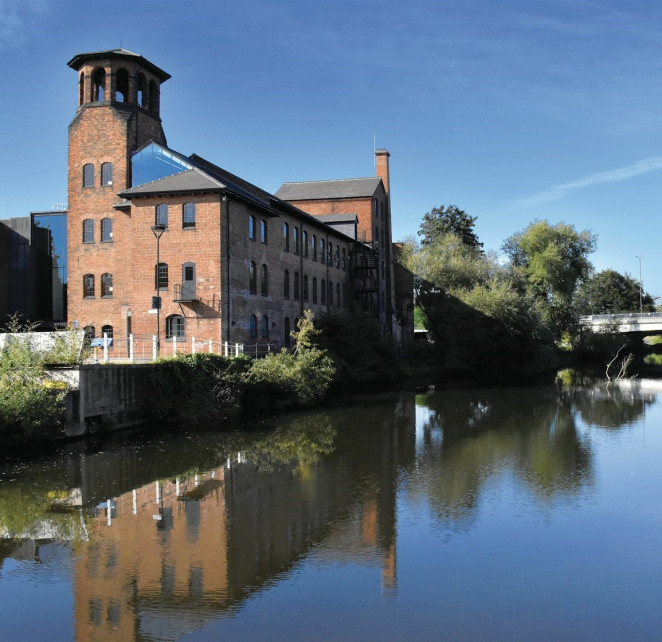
[66,49,170,338]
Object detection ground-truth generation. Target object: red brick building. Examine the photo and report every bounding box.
[66,49,387,355]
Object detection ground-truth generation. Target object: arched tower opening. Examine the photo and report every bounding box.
[91,67,106,102]
[115,68,129,103]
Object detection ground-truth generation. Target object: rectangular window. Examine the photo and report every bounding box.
[260,219,267,244]
[156,263,168,289]
[249,214,256,240]
[156,204,168,227]
[183,202,196,229]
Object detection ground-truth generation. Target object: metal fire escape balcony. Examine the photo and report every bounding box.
[174,283,199,303]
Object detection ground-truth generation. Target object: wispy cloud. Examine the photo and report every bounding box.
[511,156,662,209]
[0,0,50,49]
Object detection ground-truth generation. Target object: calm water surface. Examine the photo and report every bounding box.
[1,377,662,641]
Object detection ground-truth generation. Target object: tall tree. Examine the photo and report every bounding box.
[418,205,483,249]
[503,220,596,337]
[575,269,656,315]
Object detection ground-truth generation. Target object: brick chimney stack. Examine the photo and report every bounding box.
[375,149,390,195]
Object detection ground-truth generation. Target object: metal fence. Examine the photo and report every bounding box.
[84,334,280,364]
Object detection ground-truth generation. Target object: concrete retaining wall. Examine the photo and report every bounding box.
[49,364,157,437]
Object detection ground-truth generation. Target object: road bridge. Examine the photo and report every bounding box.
[579,313,662,334]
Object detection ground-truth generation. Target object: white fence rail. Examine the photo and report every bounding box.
[85,334,278,363]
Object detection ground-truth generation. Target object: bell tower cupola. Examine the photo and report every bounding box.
[66,49,171,329]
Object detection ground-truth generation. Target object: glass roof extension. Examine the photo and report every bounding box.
[131,143,193,188]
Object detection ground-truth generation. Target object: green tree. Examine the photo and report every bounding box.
[503,220,596,338]
[575,269,656,315]
[418,205,483,249]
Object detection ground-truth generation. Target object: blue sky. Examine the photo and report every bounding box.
[1,0,661,298]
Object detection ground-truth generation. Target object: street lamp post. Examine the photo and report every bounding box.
[151,224,166,357]
[636,255,644,314]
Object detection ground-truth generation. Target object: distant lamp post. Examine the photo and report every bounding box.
[636,255,644,314]
[152,224,166,356]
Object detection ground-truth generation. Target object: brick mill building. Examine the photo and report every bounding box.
[66,48,404,354]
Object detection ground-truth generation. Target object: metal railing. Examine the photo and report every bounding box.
[84,334,279,364]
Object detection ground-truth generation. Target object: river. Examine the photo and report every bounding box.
[1,374,661,641]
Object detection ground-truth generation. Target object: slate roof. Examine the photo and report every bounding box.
[119,168,225,197]
[312,213,358,224]
[67,48,171,82]
[117,146,361,242]
[276,177,382,201]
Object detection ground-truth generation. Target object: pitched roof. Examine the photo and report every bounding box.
[276,177,382,201]
[119,168,225,197]
[313,213,358,224]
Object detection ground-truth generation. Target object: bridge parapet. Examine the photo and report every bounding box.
[580,312,662,333]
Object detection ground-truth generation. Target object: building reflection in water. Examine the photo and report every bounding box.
[72,394,414,639]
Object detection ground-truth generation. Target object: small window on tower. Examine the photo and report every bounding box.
[83,164,94,188]
[101,163,113,186]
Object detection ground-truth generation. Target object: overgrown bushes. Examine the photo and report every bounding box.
[0,328,65,438]
[150,311,338,425]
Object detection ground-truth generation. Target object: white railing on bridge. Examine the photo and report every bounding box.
[580,312,662,323]
[579,312,662,333]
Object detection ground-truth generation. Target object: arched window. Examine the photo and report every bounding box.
[284,270,290,299]
[166,314,185,339]
[335,246,340,269]
[293,227,299,255]
[155,204,168,227]
[312,235,317,261]
[328,242,333,266]
[260,219,267,244]
[249,261,257,294]
[84,325,95,342]
[183,202,196,229]
[283,222,290,251]
[78,72,84,106]
[284,317,291,348]
[101,273,113,298]
[321,279,326,304]
[83,274,95,298]
[342,248,346,271]
[156,263,168,290]
[261,264,269,296]
[249,314,258,339]
[101,162,113,186]
[312,277,318,304]
[320,239,325,264]
[303,274,309,302]
[303,231,308,258]
[261,315,269,339]
[83,164,94,188]
[82,219,94,243]
[101,325,113,340]
[294,272,300,300]
[100,218,112,242]
[115,68,129,102]
[92,68,105,102]
[328,281,334,306]
[248,214,256,240]
[137,73,146,107]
